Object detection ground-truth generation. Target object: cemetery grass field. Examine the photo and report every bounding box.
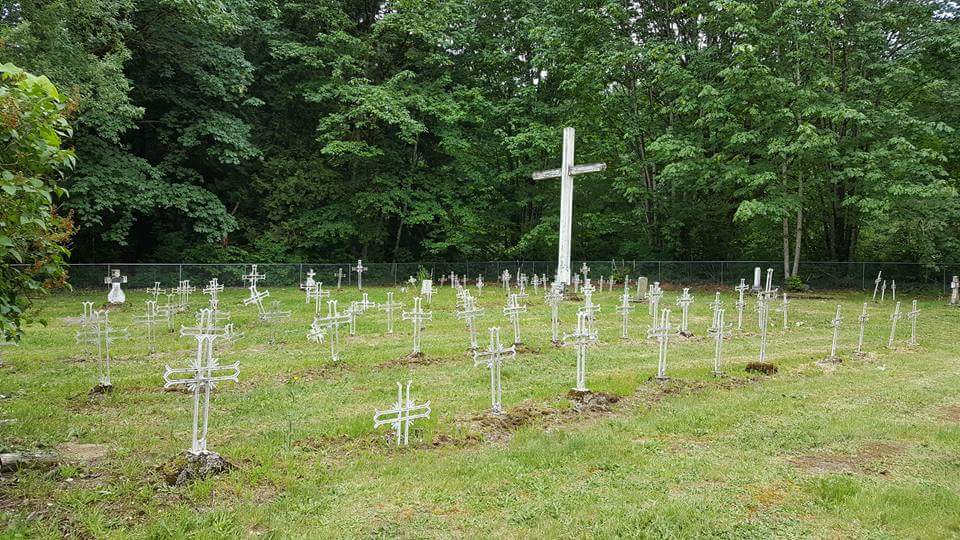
[3,286,960,538]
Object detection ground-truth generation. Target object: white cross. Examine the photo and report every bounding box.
[163,309,240,455]
[951,276,959,305]
[562,310,598,392]
[307,281,330,307]
[887,301,902,348]
[472,327,517,415]
[616,290,633,340]
[880,279,888,303]
[872,271,883,302]
[456,294,484,349]
[242,265,265,289]
[855,302,869,354]
[580,262,590,283]
[133,300,162,353]
[500,270,511,291]
[155,293,178,332]
[676,288,694,335]
[378,292,403,334]
[420,280,434,303]
[476,275,484,296]
[345,301,361,336]
[907,299,920,346]
[76,310,129,388]
[647,308,672,381]
[401,297,432,356]
[502,293,528,346]
[104,269,128,304]
[334,268,345,289]
[707,308,732,376]
[734,278,749,331]
[358,292,376,313]
[777,292,790,330]
[756,292,771,362]
[648,282,663,322]
[309,300,350,361]
[203,278,224,310]
[827,304,843,361]
[545,285,564,344]
[353,259,367,289]
[532,274,541,291]
[373,380,431,446]
[891,280,897,302]
[173,280,196,312]
[581,280,600,333]
[304,268,317,287]
[532,127,607,286]
[147,282,165,301]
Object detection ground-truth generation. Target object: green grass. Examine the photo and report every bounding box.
[2,285,960,538]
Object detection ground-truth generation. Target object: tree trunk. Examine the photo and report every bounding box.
[792,175,803,278]
[782,216,791,279]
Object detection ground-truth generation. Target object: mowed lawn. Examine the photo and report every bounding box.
[2,284,960,537]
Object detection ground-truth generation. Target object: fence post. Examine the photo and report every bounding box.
[178,264,182,283]
[720,261,724,286]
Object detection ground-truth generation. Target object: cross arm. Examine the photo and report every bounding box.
[531,163,607,180]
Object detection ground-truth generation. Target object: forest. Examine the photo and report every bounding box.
[3,0,959,269]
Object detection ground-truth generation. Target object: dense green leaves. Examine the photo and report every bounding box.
[0,63,75,340]
[2,0,959,267]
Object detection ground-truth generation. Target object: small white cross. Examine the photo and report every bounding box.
[563,310,598,391]
[401,297,432,356]
[472,327,517,415]
[353,260,367,289]
[647,308,672,381]
[373,380,431,446]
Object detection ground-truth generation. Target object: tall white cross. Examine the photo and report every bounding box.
[503,293,528,346]
[147,282,165,301]
[880,279,887,302]
[76,310,129,388]
[855,302,869,354]
[907,299,920,346]
[827,304,843,362]
[378,292,403,334]
[353,260,367,289]
[647,308,672,381]
[777,293,790,330]
[872,271,883,302]
[616,290,634,340]
[163,309,240,455]
[648,282,663,323]
[476,276,484,296]
[734,278,749,331]
[373,380,431,446]
[676,288,694,336]
[887,301,902,348]
[563,310,598,392]
[707,308,732,376]
[402,297,432,356]
[532,127,607,286]
[472,327,517,415]
[203,278,224,311]
[333,268,345,290]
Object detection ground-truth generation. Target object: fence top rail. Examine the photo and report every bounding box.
[18,260,959,266]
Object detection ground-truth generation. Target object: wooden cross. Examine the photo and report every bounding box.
[532,127,607,286]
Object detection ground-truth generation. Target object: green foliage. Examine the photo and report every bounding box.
[0,63,75,340]
[784,276,806,293]
[3,0,960,266]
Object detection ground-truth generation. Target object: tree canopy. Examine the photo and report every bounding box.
[3,0,958,272]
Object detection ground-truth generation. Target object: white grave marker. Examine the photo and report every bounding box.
[373,381,431,446]
[472,327,517,415]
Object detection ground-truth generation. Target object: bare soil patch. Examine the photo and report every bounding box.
[787,442,905,475]
[938,404,960,422]
[745,362,778,375]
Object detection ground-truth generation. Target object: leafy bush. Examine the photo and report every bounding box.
[0,63,75,340]
[784,276,806,292]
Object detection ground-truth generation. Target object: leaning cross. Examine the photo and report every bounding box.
[309,300,350,362]
[887,301,902,348]
[373,380,431,446]
[826,304,843,362]
[872,271,883,302]
[472,327,517,415]
[532,127,607,286]
[855,302,869,355]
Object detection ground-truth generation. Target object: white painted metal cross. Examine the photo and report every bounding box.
[203,278,223,311]
[472,327,517,415]
[887,301,902,348]
[545,285,564,344]
[531,127,607,286]
[827,304,843,362]
[456,294,484,349]
[907,299,920,346]
[872,271,882,302]
[401,297,432,355]
[309,300,351,362]
[334,267,345,290]
[855,302,869,354]
[581,280,600,333]
[647,308,672,381]
[500,269,511,291]
[147,282,165,301]
[707,308,732,376]
[378,292,403,334]
[243,264,265,288]
[476,275,484,296]
[880,279,887,303]
[353,259,367,289]
[951,276,959,306]
[777,292,790,330]
[373,380,431,446]
[734,278,749,331]
[648,282,663,322]
[676,288,694,335]
[163,309,240,455]
[76,310,129,388]
[503,293,528,346]
[563,310,598,392]
[133,300,162,353]
[616,290,633,339]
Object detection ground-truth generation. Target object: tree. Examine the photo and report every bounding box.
[0,63,75,340]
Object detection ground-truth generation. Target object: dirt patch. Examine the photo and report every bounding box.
[939,404,960,422]
[279,364,349,384]
[745,362,778,375]
[157,452,235,486]
[88,384,113,398]
[56,442,110,465]
[377,352,449,369]
[514,343,541,354]
[567,389,620,413]
[98,302,125,311]
[787,442,905,475]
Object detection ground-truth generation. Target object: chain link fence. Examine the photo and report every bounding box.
[57,260,960,293]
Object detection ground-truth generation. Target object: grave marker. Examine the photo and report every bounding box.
[104,269,128,304]
[855,302,869,355]
[676,288,694,336]
[401,297,432,356]
[887,301,902,348]
[647,308,672,381]
[907,299,920,346]
[373,381,432,447]
[378,293,403,334]
[563,310,598,392]
[707,308,732,376]
[472,327,517,415]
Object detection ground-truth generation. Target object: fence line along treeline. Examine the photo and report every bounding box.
[52,261,960,293]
